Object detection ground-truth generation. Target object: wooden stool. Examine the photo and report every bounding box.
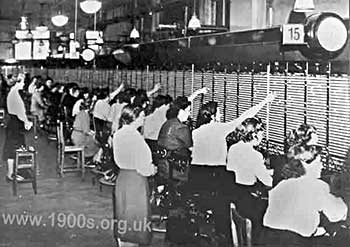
[13,148,37,196]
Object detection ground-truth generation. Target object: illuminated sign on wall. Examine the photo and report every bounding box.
[86,30,103,51]
[14,30,50,60]
[33,40,50,60]
[15,41,32,60]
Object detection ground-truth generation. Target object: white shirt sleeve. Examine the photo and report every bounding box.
[318,181,348,222]
[8,90,29,123]
[107,104,116,122]
[254,153,273,187]
[28,83,36,94]
[72,99,82,117]
[135,135,154,176]
[113,127,154,177]
[217,120,240,137]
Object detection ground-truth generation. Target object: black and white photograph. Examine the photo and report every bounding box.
[0,0,349,246]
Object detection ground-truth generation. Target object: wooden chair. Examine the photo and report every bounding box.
[56,121,85,179]
[230,202,252,247]
[13,148,37,196]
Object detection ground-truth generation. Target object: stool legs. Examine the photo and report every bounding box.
[32,154,37,194]
[81,150,85,181]
[12,155,19,196]
[59,151,64,177]
[33,117,38,140]
[12,151,37,196]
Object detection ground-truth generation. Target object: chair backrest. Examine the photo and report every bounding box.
[230,202,252,247]
[92,116,97,132]
[56,121,65,149]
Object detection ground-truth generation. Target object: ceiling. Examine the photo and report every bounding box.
[0,0,123,34]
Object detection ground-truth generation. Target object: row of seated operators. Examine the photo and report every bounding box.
[1,73,348,246]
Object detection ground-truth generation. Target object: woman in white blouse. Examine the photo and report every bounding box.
[226,117,274,243]
[113,104,157,246]
[262,146,348,247]
[3,73,32,181]
[189,93,274,240]
[191,93,275,192]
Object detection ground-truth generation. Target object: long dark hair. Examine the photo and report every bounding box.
[281,158,306,179]
[118,104,143,129]
[285,124,317,153]
[152,95,168,111]
[133,89,150,108]
[166,96,190,120]
[238,117,264,143]
[196,101,218,128]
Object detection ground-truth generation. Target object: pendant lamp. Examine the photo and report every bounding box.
[80,0,102,14]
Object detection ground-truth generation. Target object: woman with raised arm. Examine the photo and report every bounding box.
[189,93,274,241]
[226,116,275,243]
[113,104,157,246]
[157,87,208,182]
[143,95,172,152]
[191,93,275,192]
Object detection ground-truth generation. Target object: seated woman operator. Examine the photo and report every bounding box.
[71,99,102,164]
[226,117,274,243]
[270,123,319,187]
[262,134,348,247]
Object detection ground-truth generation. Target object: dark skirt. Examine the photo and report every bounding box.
[94,117,109,144]
[188,165,234,195]
[113,169,152,245]
[259,227,312,247]
[2,114,25,160]
[188,165,236,237]
[230,182,268,244]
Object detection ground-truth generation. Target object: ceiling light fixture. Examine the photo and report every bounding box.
[51,11,69,27]
[80,0,102,14]
[129,26,140,39]
[19,16,29,30]
[293,0,315,12]
[57,44,64,52]
[188,0,201,30]
[36,24,48,32]
[26,29,33,39]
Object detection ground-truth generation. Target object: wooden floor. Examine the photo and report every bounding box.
[0,126,168,247]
